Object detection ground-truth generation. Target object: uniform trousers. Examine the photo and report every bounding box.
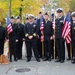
[44,40,51,59]
[16,40,23,59]
[72,39,75,58]
[25,38,39,59]
[0,40,4,55]
[9,39,17,61]
[56,38,65,60]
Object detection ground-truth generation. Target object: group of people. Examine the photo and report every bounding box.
[0,8,75,64]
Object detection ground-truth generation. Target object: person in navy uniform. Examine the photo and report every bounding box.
[0,22,5,56]
[55,8,65,63]
[71,12,75,63]
[25,14,40,62]
[43,13,53,61]
[15,16,25,60]
[37,12,45,58]
[8,16,18,62]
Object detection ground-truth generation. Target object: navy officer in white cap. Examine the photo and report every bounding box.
[24,14,40,62]
[54,8,65,63]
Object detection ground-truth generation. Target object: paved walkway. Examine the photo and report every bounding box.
[0,57,75,75]
[0,42,75,75]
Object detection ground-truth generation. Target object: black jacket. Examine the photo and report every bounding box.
[44,20,53,41]
[16,23,25,40]
[71,21,75,40]
[55,16,64,38]
[24,22,38,41]
[9,23,18,40]
[0,26,5,41]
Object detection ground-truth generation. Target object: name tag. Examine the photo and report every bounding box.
[60,20,63,23]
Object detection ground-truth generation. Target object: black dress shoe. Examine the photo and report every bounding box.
[67,58,71,61]
[48,58,51,61]
[43,58,48,61]
[38,55,42,58]
[51,57,54,59]
[27,58,31,62]
[19,58,22,60]
[60,60,64,63]
[55,59,61,62]
[10,60,12,62]
[36,58,40,62]
[71,60,75,64]
[14,59,18,62]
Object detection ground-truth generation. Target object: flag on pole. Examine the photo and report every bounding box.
[40,22,44,31]
[40,17,44,42]
[40,16,44,31]
[6,16,13,34]
[62,12,71,44]
[51,13,55,29]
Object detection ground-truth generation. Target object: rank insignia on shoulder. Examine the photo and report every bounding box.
[25,34,29,37]
[33,33,36,37]
[60,20,63,22]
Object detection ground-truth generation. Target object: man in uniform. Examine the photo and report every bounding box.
[0,22,5,56]
[8,16,18,62]
[43,13,53,61]
[37,12,45,58]
[15,16,25,60]
[55,8,65,63]
[71,12,75,63]
[25,14,40,62]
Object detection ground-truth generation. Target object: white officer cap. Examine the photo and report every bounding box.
[28,14,34,19]
[56,8,63,13]
[71,12,75,17]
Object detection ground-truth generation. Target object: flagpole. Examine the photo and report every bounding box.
[41,22,44,58]
[70,42,72,60]
[9,0,11,17]
[42,41,44,58]
[41,31,44,58]
[7,0,11,60]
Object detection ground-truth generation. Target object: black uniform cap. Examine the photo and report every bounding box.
[10,16,15,19]
[56,8,63,13]
[71,12,75,17]
[16,16,20,19]
[39,12,42,14]
[44,12,49,16]
[26,17,28,20]
[34,18,36,20]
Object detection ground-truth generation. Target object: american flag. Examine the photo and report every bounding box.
[51,13,55,29]
[62,12,71,44]
[40,17,44,42]
[40,22,44,31]
[6,16,13,34]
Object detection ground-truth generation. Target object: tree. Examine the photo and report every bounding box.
[70,0,75,12]
[0,0,48,22]
[58,0,70,13]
